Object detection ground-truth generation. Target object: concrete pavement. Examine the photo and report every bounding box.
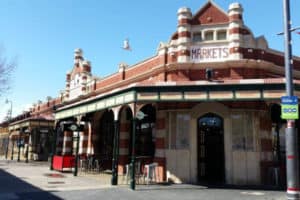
[0,157,286,200]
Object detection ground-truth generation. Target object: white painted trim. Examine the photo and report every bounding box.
[63,137,72,142]
[80,136,89,140]
[62,147,72,152]
[79,148,87,154]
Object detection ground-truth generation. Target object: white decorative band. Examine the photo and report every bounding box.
[79,148,87,154]
[63,137,72,142]
[87,147,94,154]
[80,136,89,140]
[62,147,72,152]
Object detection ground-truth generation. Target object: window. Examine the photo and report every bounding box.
[231,112,254,151]
[193,32,202,42]
[176,114,190,149]
[136,122,155,156]
[204,31,214,41]
[231,114,244,150]
[134,105,156,157]
[217,30,227,40]
[169,112,190,149]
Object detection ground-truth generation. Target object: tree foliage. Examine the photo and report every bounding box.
[0,48,16,96]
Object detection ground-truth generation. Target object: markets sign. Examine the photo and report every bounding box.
[190,46,229,62]
[281,96,299,119]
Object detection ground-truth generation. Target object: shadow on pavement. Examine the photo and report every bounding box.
[198,183,285,191]
[0,168,63,200]
[136,183,207,191]
[136,182,285,192]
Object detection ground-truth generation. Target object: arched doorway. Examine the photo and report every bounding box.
[198,113,224,183]
[135,104,156,159]
[99,110,114,169]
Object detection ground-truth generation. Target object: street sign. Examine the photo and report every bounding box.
[281,96,299,119]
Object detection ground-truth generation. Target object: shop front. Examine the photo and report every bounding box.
[54,77,299,188]
[8,118,54,162]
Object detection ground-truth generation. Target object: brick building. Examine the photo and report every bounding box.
[3,1,300,187]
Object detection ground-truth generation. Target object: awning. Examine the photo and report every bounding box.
[55,80,294,120]
[9,118,54,131]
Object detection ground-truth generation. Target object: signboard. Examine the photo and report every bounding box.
[69,124,79,132]
[190,45,229,62]
[63,123,84,132]
[281,96,299,119]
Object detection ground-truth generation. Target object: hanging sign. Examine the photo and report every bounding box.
[281,96,299,119]
[64,123,84,132]
[136,111,147,120]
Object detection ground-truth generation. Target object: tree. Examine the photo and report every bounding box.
[0,47,16,96]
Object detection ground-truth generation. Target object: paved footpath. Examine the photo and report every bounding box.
[0,158,286,200]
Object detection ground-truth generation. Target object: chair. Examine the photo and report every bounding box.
[144,162,158,184]
[125,161,143,184]
[87,156,94,172]
[93,159,101,172]
[80,159,88,172]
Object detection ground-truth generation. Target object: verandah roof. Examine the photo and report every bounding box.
[55,79,299,120]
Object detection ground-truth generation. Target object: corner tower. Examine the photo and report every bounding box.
[64,48,93,101]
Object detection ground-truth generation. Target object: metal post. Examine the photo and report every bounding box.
[111,120,119,185]
[283,0,300,199]
[73,130,80,176]
[50,128,57,170]
[25,141,29,163]
[5,138,9,159]
[130,116,137,190]
[11,140,14,160]
[17,136,21,162]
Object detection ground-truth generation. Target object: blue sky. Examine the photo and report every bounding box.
[0,0,299,121]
